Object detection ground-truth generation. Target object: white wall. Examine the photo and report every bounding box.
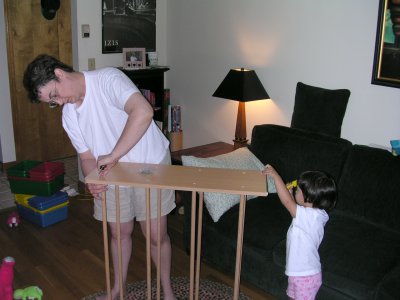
[1,0,399,163]
[0,0,16,163]
[166,0,400,149]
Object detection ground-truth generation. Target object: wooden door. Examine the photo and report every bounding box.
[4,0,75,161]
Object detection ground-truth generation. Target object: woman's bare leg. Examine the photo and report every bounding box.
[97,221,134,300]
[139,216,176,300]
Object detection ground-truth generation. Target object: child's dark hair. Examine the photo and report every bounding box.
[297,170,337,211]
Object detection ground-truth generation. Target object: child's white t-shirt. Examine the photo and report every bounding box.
[62,67,169,163]
[285,205,329,276]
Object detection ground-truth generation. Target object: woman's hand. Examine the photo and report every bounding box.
[78,151,109,199]
[97,154,118,176]
[87,182,108,200]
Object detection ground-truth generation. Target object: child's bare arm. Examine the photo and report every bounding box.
[263,164,297,217]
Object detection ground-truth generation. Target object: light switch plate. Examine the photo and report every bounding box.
[88,58,95,70]
[82,24,90,38]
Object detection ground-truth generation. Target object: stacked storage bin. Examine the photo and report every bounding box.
[7,161,69,227]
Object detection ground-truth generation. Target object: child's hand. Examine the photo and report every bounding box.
[262,164,278,178]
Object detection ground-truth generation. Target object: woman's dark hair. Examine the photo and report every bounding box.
[23,54,74,103]
[297,170,337,211]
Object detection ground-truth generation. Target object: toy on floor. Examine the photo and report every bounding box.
[60,185,79,197]
[7,212,20,228]
[13,286,43,300]
[0,256,15,300]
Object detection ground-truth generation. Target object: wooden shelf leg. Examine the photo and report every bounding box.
[101,191,112,300]
[146,188,151,300]
[233,195,246,300]
[115,186,124,300]
[194,192,204,300]
[157,189,162,300]
[189,191,197,300]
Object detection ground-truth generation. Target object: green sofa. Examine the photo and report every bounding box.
[182,124,400,299]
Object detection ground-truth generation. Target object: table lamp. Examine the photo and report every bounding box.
[213,68,270,148]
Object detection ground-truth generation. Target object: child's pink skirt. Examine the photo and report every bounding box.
[287,273,322,300]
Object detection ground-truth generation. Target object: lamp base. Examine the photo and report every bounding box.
[233,102,248,149]
[233,139,248,149]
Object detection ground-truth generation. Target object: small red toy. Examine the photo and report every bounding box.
[7,212,20,228]
[0,256,15,300]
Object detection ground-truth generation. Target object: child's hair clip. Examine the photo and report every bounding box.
[286,180,297,189]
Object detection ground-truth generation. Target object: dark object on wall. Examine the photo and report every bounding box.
[290,82,350,138]
[372,0,400,88]
[41,0,60,20]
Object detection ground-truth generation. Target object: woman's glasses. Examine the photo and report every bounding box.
[48,99,58,109]
[48,81,59,109]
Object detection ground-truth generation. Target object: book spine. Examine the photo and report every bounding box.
[140,89,155,107]
[171,105,182,132]
[163,89,170,133]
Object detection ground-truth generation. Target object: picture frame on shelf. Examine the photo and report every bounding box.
[371,0,400,88]
[123,48,146,70]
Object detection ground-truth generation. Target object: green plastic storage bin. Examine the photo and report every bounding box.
[8,174,64,196]
[6,160,42,178]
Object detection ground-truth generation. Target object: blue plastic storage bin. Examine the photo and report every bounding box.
[28,191,68,210]
[15,192,69,228]
[17,204,68,228]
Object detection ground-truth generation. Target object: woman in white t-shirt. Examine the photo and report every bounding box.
[263,165,337,300]
[23,54,176,300]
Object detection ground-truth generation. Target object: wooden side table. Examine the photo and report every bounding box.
[171,141,235,165]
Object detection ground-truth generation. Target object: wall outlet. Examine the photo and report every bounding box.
[88,58,95,70]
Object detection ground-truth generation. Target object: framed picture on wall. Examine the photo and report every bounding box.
[102,0,156,54]
[372,0,400,88]
[123,48,146,69]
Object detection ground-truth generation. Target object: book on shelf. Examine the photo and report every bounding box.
[162,89,170,134]
[140,88,157,109]
[169,105,182,133]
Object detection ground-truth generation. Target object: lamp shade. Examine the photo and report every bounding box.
[212,68,269,102]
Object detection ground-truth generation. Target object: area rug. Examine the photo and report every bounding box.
[82,276,251,299]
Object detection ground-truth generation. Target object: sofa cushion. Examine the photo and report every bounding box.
[181,147,276,222]
[249,124,352,184]
[374,263,400,300]
[337,145,400,231]
[290,82,350,137]
[320,212,400,299]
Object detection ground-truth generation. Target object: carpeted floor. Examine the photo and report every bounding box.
[82,276,251,300]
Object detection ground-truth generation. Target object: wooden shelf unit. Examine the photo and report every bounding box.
[119,67,170,123]
[85,162,267,300]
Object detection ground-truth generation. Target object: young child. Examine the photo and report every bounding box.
[263,164,337,300]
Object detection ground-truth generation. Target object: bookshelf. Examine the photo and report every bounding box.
[119,67,170,123]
